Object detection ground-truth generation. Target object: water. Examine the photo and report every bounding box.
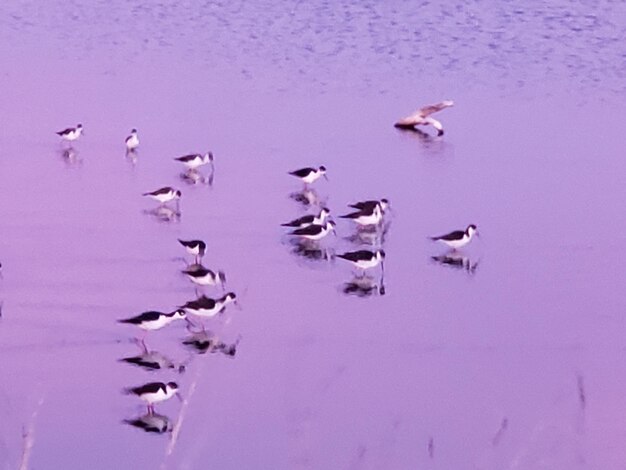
[0,1,625,468]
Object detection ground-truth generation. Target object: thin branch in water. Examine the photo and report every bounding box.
[577,374,586,410]
[161,367,200,469]
[19,395,45,470]
[491,418,508,446]
[428,436,434,459]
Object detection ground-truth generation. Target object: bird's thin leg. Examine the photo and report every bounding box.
[139,335,148,353]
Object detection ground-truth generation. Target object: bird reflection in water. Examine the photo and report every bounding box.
[290,239,333,261]
[289,188,324,208]
[124,412,173,434]
[344,222,391,246]
[179,167,215,187]
[397,126,450,156]
[125,150,138,167]
[182,329,241,356]
[142,206,181,223]
[119,348,186,373]
[342,273,386,297]
[59,147,82,167]
[431,252,479,274]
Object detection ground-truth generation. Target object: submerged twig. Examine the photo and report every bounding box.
[161,367,200,469]
[491,418,508,446]
[577,374,586,410]
[428,436,434,458]
[19,395,45,470]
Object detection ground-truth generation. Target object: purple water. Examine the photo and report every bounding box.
[0,1,625,468]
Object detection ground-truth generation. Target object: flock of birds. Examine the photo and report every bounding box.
[56,122,241,430]
[53,100,479,430]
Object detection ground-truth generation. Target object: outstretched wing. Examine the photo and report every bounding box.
[418,100,454,117]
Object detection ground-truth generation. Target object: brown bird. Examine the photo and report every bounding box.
[394,100,454,135]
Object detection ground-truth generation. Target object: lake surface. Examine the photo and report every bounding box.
[0,1,625,469]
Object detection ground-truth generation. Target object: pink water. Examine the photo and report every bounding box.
[0,1,625,468]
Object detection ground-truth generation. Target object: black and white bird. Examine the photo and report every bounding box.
[180,292,238,318]
[143,187,182,205]
[339,204,383,226]
[337,249,386,271]
[174,152,214,171]
[288,166,328,185]
[125,129,139,152]
[289,220,336,241]
[349,198,390,214]
[182,266,226,287]
[118,309,187,331]
[56,124,83,142]
[125,382,181,413]
[281,207,331,229]
[430,224,478,250]
[394,100,454,135]
[178,239,206,263]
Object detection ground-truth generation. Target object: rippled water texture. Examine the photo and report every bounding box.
[0,1,625,469]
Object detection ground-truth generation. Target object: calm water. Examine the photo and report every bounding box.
[0,1,625,469]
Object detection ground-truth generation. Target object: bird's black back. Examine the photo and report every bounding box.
[337,250,375,262]
[129,382,167,396]
[118,311,163,324]
[432,230,465,241]
[282,214,314,227]
[289,167,314,178]
[291,224,323,236]
[181,296,217,310]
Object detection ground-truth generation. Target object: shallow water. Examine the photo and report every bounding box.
[0,1,625,469]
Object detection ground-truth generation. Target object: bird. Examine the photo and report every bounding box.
[56,124,83,142]
[182,266,226,287]
[289,220,336,241]
[349,198,390,214]
[281,207,331,228]
[394,100,454,135]
[118,309,187,331]
[430,224,478,250]
[339,205,383,226]
[336,249,386,271]
[125,129,139,152]
[180,292,238,318]
[142,187,181,205]
[125,382,181,413]
[288,166,328,185]
[178,239,206,263]
[174,152,214,171]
